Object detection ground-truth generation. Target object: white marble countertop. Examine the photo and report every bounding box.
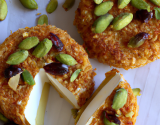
[0,0,160,125]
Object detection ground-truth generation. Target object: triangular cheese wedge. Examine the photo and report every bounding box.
[46,73,80,109]
[75,69,139,125]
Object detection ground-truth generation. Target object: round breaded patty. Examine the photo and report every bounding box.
[0,25,95,124]
[74,0,160,69]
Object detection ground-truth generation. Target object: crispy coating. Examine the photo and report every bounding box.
[85,69,139,125]
[74,0,160,69]
[0,25,95,125]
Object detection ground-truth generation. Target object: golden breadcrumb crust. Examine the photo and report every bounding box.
[74,0,160,69]
[0,25,95,125]
[85,69,139,125]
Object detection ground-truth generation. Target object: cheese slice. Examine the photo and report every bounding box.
[77,73,123,125]
[46,73,80,109]
[24,69,50,125]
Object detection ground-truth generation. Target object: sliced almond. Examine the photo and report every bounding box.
[8,73,21,91]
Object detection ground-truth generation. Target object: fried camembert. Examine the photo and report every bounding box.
[74,0,160,69]
[0,25,95,125]
[73,69,139,125]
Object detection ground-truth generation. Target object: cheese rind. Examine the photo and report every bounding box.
[77,73,122,125]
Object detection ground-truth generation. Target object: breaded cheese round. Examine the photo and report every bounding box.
[0,25,95,125]
[83,69,139,125]
[74,0,160,69]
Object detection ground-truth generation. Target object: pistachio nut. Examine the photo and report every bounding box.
[125,111,134,118]
[128,32,149,48]
[94,1,114,16]
[132,88,141,96]
[0,0,8,21]
[19,0,38,9]
[38,14,48,25]
[56,54,77,66]
[92,13,114,33]
[104,117,118,125]
[112,88,128,110]
[131,0,150,12]
[6,50,28,65]
[62,0,75,11]
[32,38,52,58]
[85,47,90,55]
[19,36,39,50]
[0,113,9,122]
[94,0,103,4]
[70,69,82,82]
[113,13,133,30]
[0,113,8,123]
[149,0,160,6]
[118,0,131,9]
[154,7,160,20]
[21,70,35,85]
[46,0,58,13]
[71,108,78,119]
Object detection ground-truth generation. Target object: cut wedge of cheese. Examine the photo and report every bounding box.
[77,73,123,125]
[46,73,80,109]
[24,69,50,125]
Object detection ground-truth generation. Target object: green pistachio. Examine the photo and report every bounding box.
[0,113,8,123]
[113,13,133,30]
[62,0,75,11]
[125,111,134,118]
[94,1,114,16]
[132,88,141,96]
[32,38,52,58]
[85,47,90,55]
[70,69,82,82]
[19,36,39,50]
[149,0,160,6]
[38,14,48,25]
[118,0,131,9]
[128,32,149,48]
[46,0,58,13]
[6,50,28,65]
[94,0,103,4]
[131,0,150,12]
[56,54,77,66]
[19,0,38,9]
[112,88,128,110]
[92,13,114,33]
[71,109,78,119]
[0,0,8,21]
[154,7,160,20]
[21,70,35,85]
[104,116,118,125]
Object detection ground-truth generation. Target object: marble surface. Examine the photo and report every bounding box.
[0,0,160,125]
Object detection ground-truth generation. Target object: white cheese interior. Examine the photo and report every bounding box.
[46,73,80,109]
[24,69,50,125]
[77,73,123,125]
